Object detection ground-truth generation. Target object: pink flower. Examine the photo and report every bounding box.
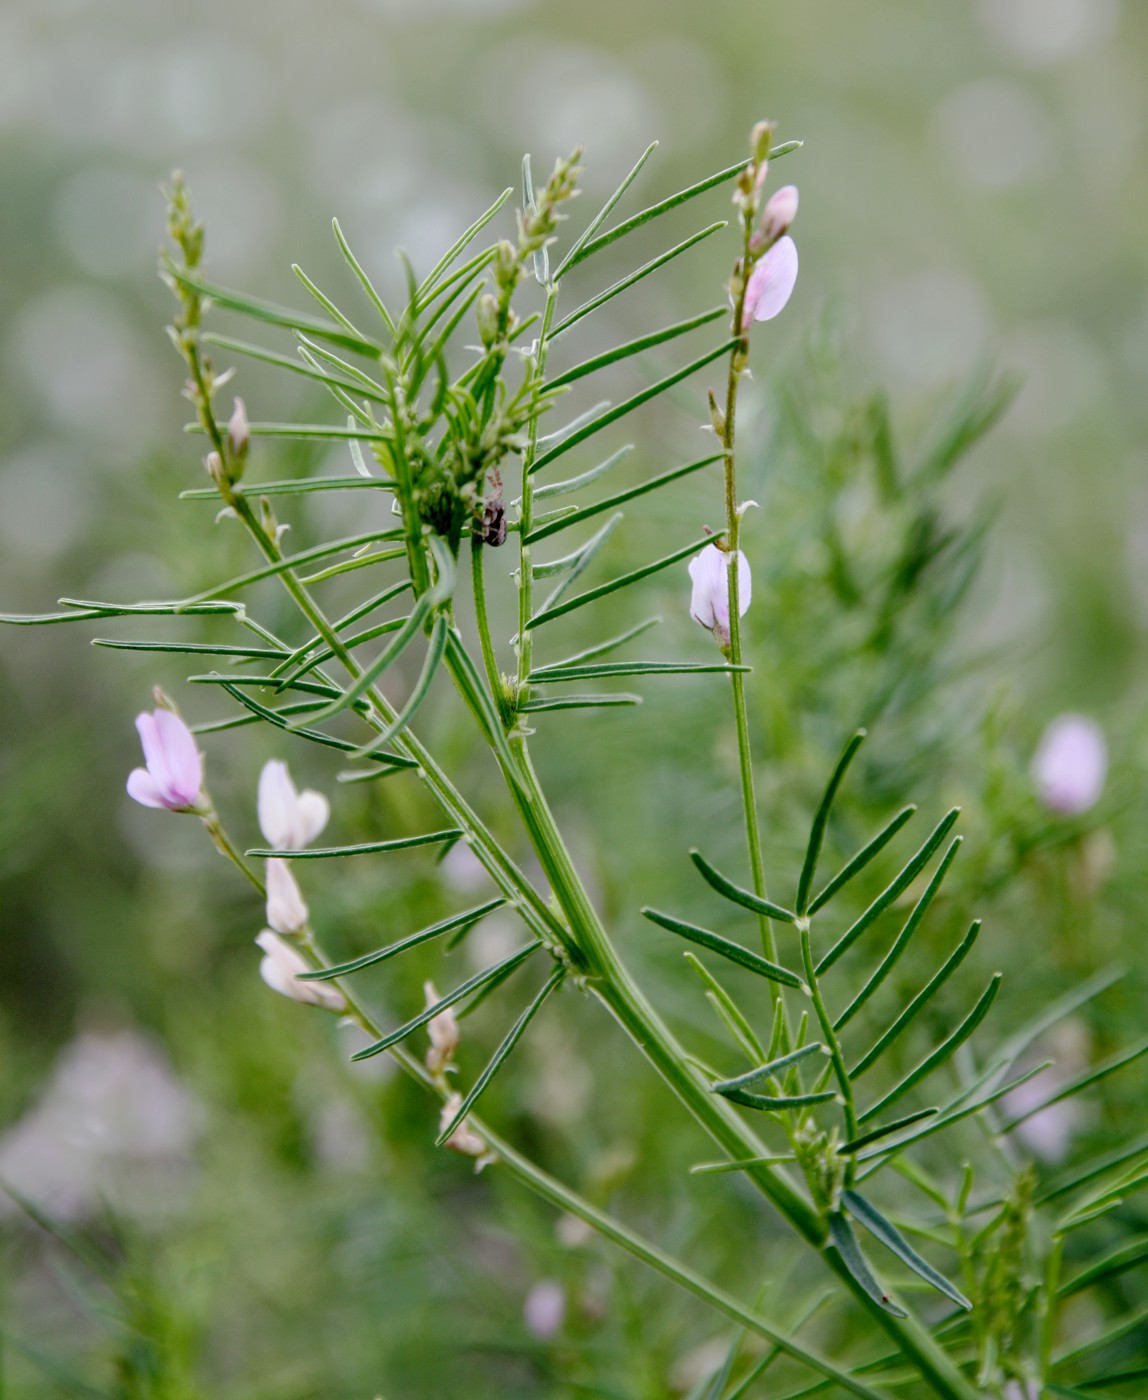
[265,858,308,935]
[1032,714,1107,815]
[257,759,329,850]
[256,931,346,1012]
[424,981,460,1076]
[127,708,204,811]
[743,235,798,326]
[760,184,799,243]
[688,543,751,649]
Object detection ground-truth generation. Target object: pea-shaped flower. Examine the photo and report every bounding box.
[688,543,752,650]
[743,234,798,327]
[257,759,329,850]
[127,708,204,811]
[256,930,346,1012]
[265,857,309,935]
[1032,714,1107,816]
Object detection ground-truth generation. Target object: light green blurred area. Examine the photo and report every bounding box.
[2,1,1147,1395]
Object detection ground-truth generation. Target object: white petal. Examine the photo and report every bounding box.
[294,790,330,847]
[265,858,309,934]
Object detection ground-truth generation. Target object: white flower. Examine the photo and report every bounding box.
[1032,714,1107,815]
[688,543,751,649]
[256,931,346,1012]
[424,981,460,1075]
[523,1280,566,1339]
[439,1093,497,1170]
[258,759,330,849]
[265,857,309,934]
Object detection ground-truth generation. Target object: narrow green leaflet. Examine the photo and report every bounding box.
[436,966,566,1145]
[525,452,723,544]
[531,513,621,600]
[796,731,866,916]
[92,639,289,660]
[532,618,660,671]
[857,974,1002,1124]
[179,529,403,606]
[181,475,387,500]
[834,838,962,1031]
[716,1086,837,1112]
[353,613,449,756]
[299,595,432,727]
[529,661,747,683]
[528,534,722,630]
[299,899,506,980]
[518,694,642,713]
[988,966,1125,1085]
[842,1190,972,1311]
[1058,1236,1148,1299]
[551,140,658,281]
[689,849,798,924]
[1053,1301,1148,1372]
[199,332,389,403]
[712,1044,825,1095]
[532,444,634,502]
[850,920,982,1079]
[827,1212,907,1317]
[557,141,800,274]
[641,908,803,989]
[248,829,462,860]
[444,628,526,788]
[816,807,961,974]
[331,216,397,335]
[837,1109,939,1155]
[170,268,383,356]
[415,186,513,299]
[2,599,242,625]
[350,941,542,1061]
[550,222,727,341]
[292,263,366,339]
[1000,1040,1148,1133]
[530,341,737,473]
[547,308,727,391]
[682,952,765,1063]
[1038,1133,1148,1206]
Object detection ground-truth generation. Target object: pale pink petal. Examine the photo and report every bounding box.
[152,709,202,806]
[265,858,309,934]
[127,768,167,808]
[1032,715,1107,815]
[688,545,752,643]
[744,235,798,326]
[294,790,330,846]
[258,760,295,847]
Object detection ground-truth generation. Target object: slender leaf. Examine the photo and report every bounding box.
[91,638,288,659]
[531,341,737,473]
[1073,1366,1148,1391]
[834,838,962,1031]
[1053,1301,1148,1371]
[827,1212,907,1317]
[518,693,642,713]
[682,952,765,1062]
[525,452,723,544]
[552,141,658,281]
[181,475,387,500]
[689,1154,797,1177]
[641,908,803,989]
[170,268,383,356]
[851,920,982,1079]
[533,618,660,671]
[350,941,542,1061]
[530,660,748,683]
[838,1109,939,1155]
[332,216,397,335]
[550,222,727,341]
[816,808,961,974]
[689,849,798,924]
[298,546,407,585]
[179,529,402,606]
[193,420,391,442]
[1001,1041,1148,1133]
[532,513,622,595]
[199,332,389,403]
[416,186,513,299]
[858,974,1003,1124]
[528,533,722,630]
[548,307,726,390]
[249,829,462,860]
[300,898,506,980]
[2,599,241,626]
[1059,1236,1148,1299]
[352,614,448,755]
[797,731,866,915]
[1039,1134,1148,1206]
[842,1190,972,1311]
[292,263,366,338]
[436,966,566,1144]
[532,444,634,502]
[299,595,432,726]
[712,1044,825,1094]
[990,967,1124,1083]
[295,333,385,394]
[717,1085,837,1112]
[443,627,527,789]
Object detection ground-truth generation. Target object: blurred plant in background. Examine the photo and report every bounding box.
[2,2,1147,1397]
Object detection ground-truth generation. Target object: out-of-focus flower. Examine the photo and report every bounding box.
[743,234,798,326]
[1004,1381,1039,1400]
[424,981,460,1076]
[688,543,751,649]
[523,1279,566,1339]
[258,759,329,849]
[760,184,798,243]
[439,1093,497,1170]
[265,857,308,934]
[1032,714,1107,815]
[256,931,346,1012]
[226,396,249,463]
[127,707,204,811]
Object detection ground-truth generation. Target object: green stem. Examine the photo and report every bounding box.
[470,532,503,707]
[515,284,559,694]
[799,920,859,1182]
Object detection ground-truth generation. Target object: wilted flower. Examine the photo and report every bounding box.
[743,234,798,326]
[759,184,798,243]
[265,857,308,934]
[256,931,346,1012]
[438,1093,497,1170]
[258,759,330,849]
[424,981,460,1076]
[1032,714,1107,815]
[688,543,752,650]
[523,1279,566,1339]
[127,708,204,811]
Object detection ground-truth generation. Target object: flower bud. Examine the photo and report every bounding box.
[476,293,501,348]
[688,543,751,651]
[256,931,346,1012]
[439,1093,497,1169]
[1032,714,1107,815]
[424,981,460,1076]
[204,451,225,489]
[707,388,726,439]
[258,760,330,850]
[226,396,249,474]
[266,857,308,934]
[750,119,776,167]
[760,185,798,245]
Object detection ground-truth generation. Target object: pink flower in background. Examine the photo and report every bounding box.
[258,759,329,849]
[265,858,308,935]
[127,708,204,811]
[1032,714,1107,815]
[256,931,345,1012]
[743,235,798,326]
[523,1280,567,1340]
[689,543,751,649]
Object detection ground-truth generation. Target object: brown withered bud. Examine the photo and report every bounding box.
[480,467,508,547]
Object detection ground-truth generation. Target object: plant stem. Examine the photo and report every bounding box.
[470,532,503,704]
[798,919,859,1182]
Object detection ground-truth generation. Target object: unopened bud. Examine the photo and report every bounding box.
[495,239,519,282]
[425,981,460,1075]
[476,293,501,348]
[226,396,249,473]
[439,1093,497,1169]
[204,450,225,488]
[266,857,308,934]
[707,388,726,439]
[750,120,776,167]
[760,185,799,243]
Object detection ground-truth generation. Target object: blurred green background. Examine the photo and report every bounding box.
[2,0,1147,1394]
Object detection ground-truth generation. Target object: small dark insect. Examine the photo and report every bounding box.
[480,469,508,547]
